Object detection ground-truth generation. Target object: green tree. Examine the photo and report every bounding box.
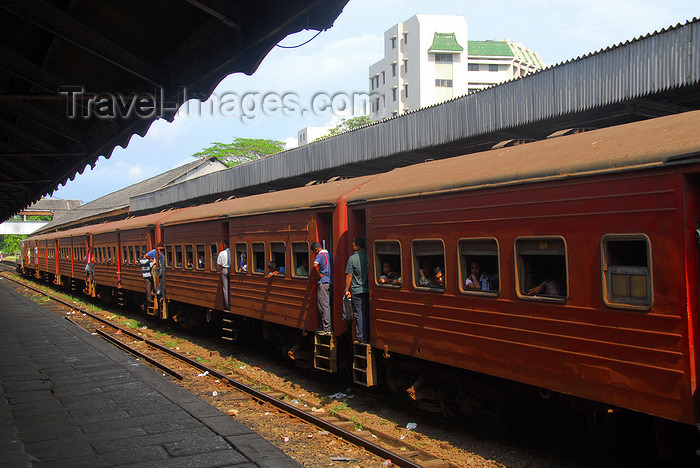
[192,138,286,167]
[0,234,26,255]
[327,115,372,136]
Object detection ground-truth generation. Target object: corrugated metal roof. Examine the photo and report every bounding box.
[128,17,700,215]
[0,0,350,222]
[346,110,700,204]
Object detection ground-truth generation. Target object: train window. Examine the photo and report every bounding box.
[374,241,402,288]
[209,243,218,271]
[175,245,183,268]
[185,245,194,269]
[122,246,127,264]
[459,239,499,294]
[128,246,134,264]
[107,247,113,263]
[235,243,247,273]
[196,244,205,270]
[252,243,265,274]
[165,245,173,268]
[601,235,651,309]
[412,240,445,290]
[515,237,567,301]
[270,242,286,276]
[292,242,309,278]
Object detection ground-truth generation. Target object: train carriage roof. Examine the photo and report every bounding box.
[346,111,700,205]
[91,211,179,235]
[161,176,375,226]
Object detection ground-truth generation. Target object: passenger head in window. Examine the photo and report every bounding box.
[432,267,445,288]
[417,260,433,287]
[295,258,309,276]
[466,261,498,291]
[266,261,284,278]
[379,262,401,285]
[528,279,562,296]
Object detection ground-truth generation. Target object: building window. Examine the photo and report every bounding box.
[412,240,445,290]
[489,64,498,72]
[403,32,408,44]
[403,59,408,74]
[459,239,499,294]
[392,87,397,101]
[601,235,651,309]
[435,79,453,87]
[435,53,453,63]
[390,36,396,49]
[468,63,479,71]
[404,85,408,98]
[375,241,402,288]
[381,71,385,85]
[391,63,396,77]
[516,237,567,301]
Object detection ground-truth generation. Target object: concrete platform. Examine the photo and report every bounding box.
[0,277,301,467]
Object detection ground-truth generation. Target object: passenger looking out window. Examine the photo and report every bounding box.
[375,241,402,287]
[460,239,499,293]
[235,243,247,273]
[270,242,286,276]
[252,243,265,273]
[292,242,309,278]
[516,237,567,299]
[413,240,445,290]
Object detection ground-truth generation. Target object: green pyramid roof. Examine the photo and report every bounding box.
[428,32,464,52]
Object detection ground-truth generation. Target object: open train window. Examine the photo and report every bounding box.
[122,246,127,264]
[174,245,183,268]
[196,244,205,270]
[235,243,247,273]
[209,243,218,271]
[185,245,194,269]
[412,239,445,290]
[165,245,173,268]
[601,235,651,309]
[252,243,265,274]
[127,246,133,263]
[270,242,286,276]
[516,237,567,301]
[375,240,402,288]
[292,242,309,278]
[459,238,499,295]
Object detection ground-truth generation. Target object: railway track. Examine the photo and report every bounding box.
[1,269,454,468]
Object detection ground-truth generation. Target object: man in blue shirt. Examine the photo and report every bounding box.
[311,242,332,335]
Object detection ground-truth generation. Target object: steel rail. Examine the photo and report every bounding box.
[1,271,426,467]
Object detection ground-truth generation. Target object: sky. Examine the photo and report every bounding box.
[50,0,699,203]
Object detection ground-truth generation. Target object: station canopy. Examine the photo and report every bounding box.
[0,0,349,222]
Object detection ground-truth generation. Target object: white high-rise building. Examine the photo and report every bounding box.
[368,14,544,121]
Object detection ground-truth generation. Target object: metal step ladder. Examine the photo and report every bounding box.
[221,314,238,342]
[313,334,337,372]
[352,342,377,387]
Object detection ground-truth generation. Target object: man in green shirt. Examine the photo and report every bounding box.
[344,237,369,343]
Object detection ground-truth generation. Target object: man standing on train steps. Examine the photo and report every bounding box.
[311,242,332,335]
[217,240,230,310]
[345,237,369,343]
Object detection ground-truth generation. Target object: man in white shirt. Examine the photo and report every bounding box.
[217,240,230,310]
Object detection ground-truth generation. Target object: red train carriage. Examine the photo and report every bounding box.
[160,177,373,347]
[54,226,95,291]
[344,111,700,434]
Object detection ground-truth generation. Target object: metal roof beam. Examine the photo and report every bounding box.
[0,152,87,158]
[0,97,91,147]
[0,0,166,87]
[0,117,58,152]
[183,0,245,30]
